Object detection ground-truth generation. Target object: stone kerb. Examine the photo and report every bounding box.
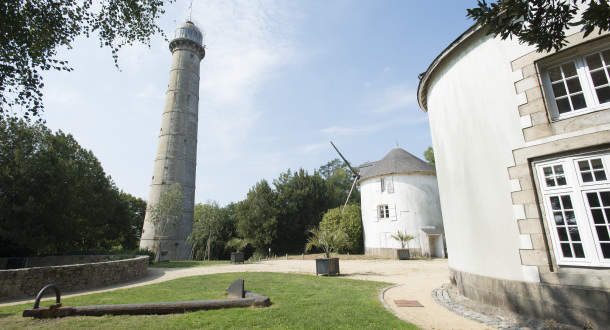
[0,255,149,300]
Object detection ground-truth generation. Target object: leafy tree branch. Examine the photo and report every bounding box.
[0,0,174,119]
[467,0,610,53]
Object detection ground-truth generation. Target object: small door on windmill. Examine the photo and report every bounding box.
[419,227,445,258]
[379,232,391,248]
[387,177,394,194]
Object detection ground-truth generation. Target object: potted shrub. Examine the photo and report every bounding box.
[226,238,252,264]
[305,228,349,276]
[391,230,414,260]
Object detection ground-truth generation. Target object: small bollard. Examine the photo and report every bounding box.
[286,253,288,260]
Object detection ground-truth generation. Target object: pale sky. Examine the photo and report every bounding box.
[40,0,476,206]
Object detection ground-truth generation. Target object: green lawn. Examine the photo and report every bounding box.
[1,272,416,329]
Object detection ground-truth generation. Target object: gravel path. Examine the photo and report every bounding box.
[3,258,500,329]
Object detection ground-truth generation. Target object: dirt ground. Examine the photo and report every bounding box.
[3,258,499,329]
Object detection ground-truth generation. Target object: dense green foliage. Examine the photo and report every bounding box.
[119,191,147,250]
[0,118,145,256]
[1,0,175,119]
[467,0,610,53]
[0,272,415,328]
[319,158,361,206]
[273,169,333,253]
[319,204,363,254]
[215,159,362,259]
[236,180,278,254]
[188,201,237,260]
[231,160,361,256]
[424,146,435,167]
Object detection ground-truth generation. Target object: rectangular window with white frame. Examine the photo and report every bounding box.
[541,47,610,121]
[535,152,610,267]
[378,205,389,219]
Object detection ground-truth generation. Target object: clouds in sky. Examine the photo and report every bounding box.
[34,0,474,206]
[195,1,297,157]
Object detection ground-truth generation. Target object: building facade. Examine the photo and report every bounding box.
[417,19,610,326]
[140,22,206,261]
[359,148,444,258]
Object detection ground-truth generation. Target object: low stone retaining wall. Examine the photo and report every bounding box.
[365,247,423,259]
[0,255,119,269]
[0,255,149,300]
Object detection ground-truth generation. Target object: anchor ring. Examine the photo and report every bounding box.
[33,284,61,309]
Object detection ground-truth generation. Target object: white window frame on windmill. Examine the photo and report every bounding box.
[378,205,390,219]
[540,45,610,121]
[535,151,610,268]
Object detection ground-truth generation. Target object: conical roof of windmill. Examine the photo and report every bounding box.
[359,147,435,181]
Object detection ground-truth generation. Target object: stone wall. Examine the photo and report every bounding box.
[0,255,119,269]
[365,247,423,259]
[0,255,149,300]
[452,268,610,329]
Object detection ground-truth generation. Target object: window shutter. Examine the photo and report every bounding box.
[372,208,379,222]
[375,179,381,192]
[387,177,394,194]
[389,204,397,221]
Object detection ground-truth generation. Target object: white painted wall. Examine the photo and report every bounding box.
[425,31,535,281]
[360,172,443,251]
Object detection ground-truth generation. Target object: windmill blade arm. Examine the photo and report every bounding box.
[342,177,359,213]
[330,141,359,176]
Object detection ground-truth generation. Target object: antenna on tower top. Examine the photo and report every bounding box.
[188,0,193,21]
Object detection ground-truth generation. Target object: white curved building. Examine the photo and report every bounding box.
[417,15,610,327]
[359,147,444,258]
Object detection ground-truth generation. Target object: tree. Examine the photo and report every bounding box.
[273,168,332,253]
[188,200,232,261]
[319,204,363,254]
[467,0,610,53]
[236,180,277,254]
[146,183,184,259]
[0,118,136,255]
[319,158,360,207]
[117,191,147,250]
[1,0,174,119]
[423,146,435,167]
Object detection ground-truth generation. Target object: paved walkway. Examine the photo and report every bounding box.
[3,259,507,329]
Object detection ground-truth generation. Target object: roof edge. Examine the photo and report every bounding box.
[417,22,483,112]
[358,170,437,183]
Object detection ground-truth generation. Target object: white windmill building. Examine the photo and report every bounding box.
[358,147,445,258]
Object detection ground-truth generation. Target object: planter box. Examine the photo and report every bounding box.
[396,249,410,260]
[231,252,245,264]
[316,258,340,276]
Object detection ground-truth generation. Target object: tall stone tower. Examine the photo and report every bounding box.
[140,21,205,261]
